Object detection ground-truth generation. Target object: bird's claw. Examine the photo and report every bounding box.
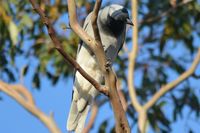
[101,85,109,96]
[105,58,112,71]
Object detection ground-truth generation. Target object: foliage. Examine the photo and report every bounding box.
[0,0,81,87]
[0,0,200,132]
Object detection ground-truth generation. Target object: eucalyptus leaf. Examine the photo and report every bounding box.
[8,21,19,45]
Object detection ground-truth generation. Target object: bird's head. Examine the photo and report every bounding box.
[107,4,133,26]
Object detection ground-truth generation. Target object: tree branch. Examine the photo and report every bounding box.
[117,81,128,111]
[0,81,60,133]
[128,0,142,112]
[28,0,108,95]
[91,0,102,43]
[68,0,107,73]
[144,48,200,110]
[90,0,107,73]
[129,1,147,133]
[10,84,35,105]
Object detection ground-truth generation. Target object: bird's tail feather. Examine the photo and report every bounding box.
[67,98,90,133]
[67,99,79,131]
[75,104,90,133]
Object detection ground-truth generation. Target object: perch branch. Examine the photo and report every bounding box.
[91,0,102,43]
[91,0,107,73]
[68,0,107,73]
[0,81,60,133]
[117,80,128,111]
[144,48,200,110]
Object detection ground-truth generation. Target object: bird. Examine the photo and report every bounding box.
[67,4,133,133]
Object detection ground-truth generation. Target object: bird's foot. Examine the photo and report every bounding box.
[100,85,109,96]
[105,58,112,71]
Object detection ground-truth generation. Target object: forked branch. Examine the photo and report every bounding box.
[0,81,60,133]
[144,48,200,110]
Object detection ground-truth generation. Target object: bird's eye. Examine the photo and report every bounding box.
[121,8,128,14]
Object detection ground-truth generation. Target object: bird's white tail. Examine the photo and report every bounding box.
[67,90,91,133]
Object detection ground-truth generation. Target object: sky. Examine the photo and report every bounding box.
[0,0,200,133]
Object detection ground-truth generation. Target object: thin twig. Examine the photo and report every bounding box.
[91,0,102,43]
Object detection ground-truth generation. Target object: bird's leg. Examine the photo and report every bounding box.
[104,49,112,70]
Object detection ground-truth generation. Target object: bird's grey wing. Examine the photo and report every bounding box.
[72,13,92,84]
[117,24,131,54]
[76,14,91,54]
[117,27,126,54]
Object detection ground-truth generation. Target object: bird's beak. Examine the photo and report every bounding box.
[126,18,134,26]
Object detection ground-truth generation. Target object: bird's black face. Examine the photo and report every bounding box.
[106,7,133,36]
[110,8,133,26]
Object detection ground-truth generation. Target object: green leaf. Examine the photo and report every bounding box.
[22,65,29,76]
[110,126,115,133]
[19,14,33,30]
[184,36,194,54]
[188,92,200,116]
[32,73,40,89]
[8,21,19,45]
[182,22,191,34]
[158,101,166,107]
[148,112,157,130]
[4,68,15,81]
[52,76,59,85]
[194,3,200,12]
[98,120,108,133]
